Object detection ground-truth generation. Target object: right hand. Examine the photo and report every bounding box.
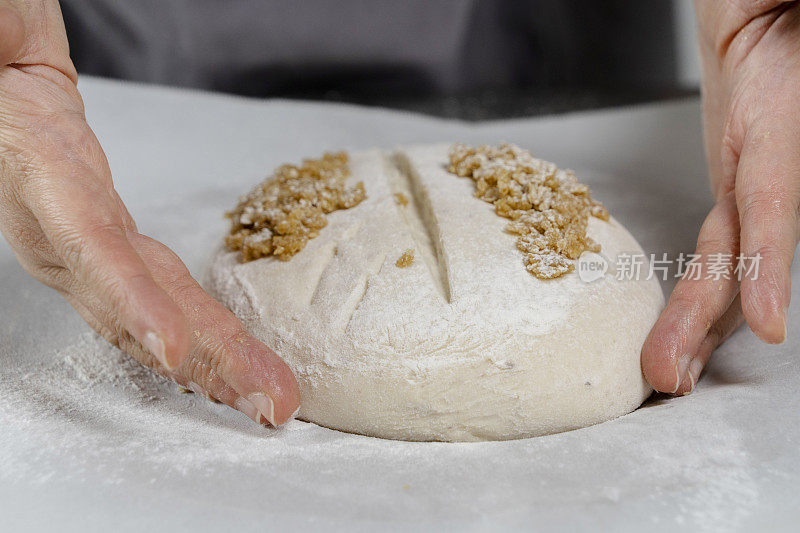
[0,1,300,426]
[641,0,800,395]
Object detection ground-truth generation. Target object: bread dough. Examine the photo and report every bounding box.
[205,144,664,441]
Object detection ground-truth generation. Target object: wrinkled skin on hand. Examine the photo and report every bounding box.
[0,1,300,426]
[642,0,800,395]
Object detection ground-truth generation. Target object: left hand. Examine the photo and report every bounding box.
[0,0,300,425]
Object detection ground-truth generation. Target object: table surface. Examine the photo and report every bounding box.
[1,76,798,533]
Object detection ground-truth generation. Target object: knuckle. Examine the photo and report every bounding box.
[695,233,733,255]
[58,222,122,269]
[738,191,768,222]
[28,112,105,170]
[748,243,794,267]
[739,190,800,252]
[57,231,84,269]
[183,357,215,393]
[668,288,705,316]
[740,188,795,223]
[207,337,232,375]
[82,221,126,244]
[183,356,204,382]
[164,278,201,307]
[697,200,738,250]
[202,328,248,379]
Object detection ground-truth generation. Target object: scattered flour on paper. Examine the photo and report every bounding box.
[0,332,311,482]
[0,332,760,530]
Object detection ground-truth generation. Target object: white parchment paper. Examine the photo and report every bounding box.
[1,77,798,532]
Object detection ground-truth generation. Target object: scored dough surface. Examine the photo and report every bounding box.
[205,144,664,441]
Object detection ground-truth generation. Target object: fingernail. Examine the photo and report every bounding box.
[763,309,787,344]
[234,396,262,424]
[248,393,276,426]
[677,361,699,397]
[687,357,704,394]
[143,331,174,369]
[671,353,693,394]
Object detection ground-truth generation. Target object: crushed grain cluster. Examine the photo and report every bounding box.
[393,192,409,206]
[225,152,366,261]
[396,249,415,268]
[447,143,608,279]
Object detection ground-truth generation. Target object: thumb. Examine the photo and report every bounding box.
[0,4,25,66]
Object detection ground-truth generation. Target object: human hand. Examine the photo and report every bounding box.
[0,1,300,424]
[642,0,799,395]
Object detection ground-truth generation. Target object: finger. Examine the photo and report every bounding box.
[736,119,800,344]
[57,221,190,370]
[0,4,25,66]
[181,363,266,424]
[61,283,262,423]
[673,294,745,396]
[32,209,275,425]
[641,191,740,394]
[23,160,190,370]
[127,232,300,426]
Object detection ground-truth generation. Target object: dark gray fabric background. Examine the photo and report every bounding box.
[61,0,683,117]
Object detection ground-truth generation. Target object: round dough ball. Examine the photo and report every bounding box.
[206,144,664,441]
